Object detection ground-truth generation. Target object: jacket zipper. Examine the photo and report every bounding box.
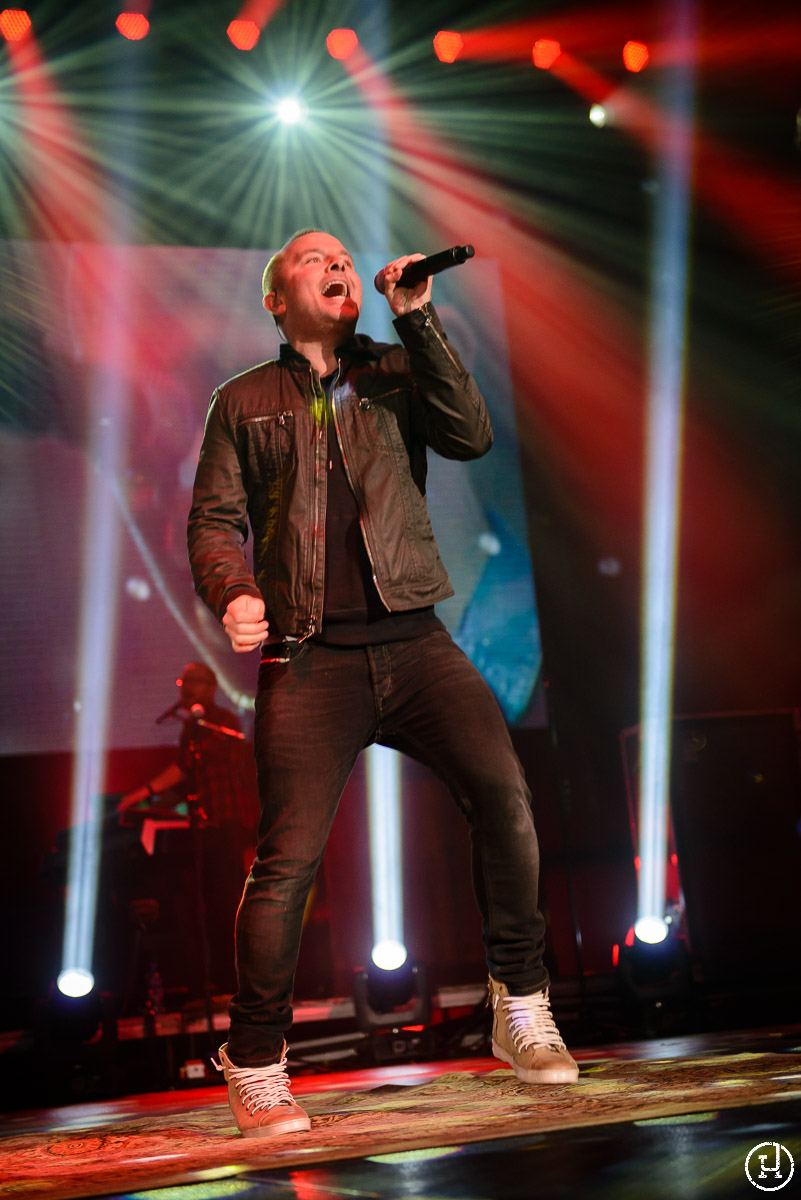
[423,307,462,375]
[305,365,326,637]
[331,360,391,611]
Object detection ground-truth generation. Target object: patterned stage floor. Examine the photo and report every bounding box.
[2,1027,800,1199]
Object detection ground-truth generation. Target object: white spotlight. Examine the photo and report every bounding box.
[634,915,669,945]
[372,939,408,971]
[589,103,608,127]
[275,96,305,125]
[57,967,95,998]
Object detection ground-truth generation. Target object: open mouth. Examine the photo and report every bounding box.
[321,279,349,298]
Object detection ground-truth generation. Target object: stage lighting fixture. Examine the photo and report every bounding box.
[617,923,691,1004]
[532,39,561,70]
[115,12,149,41]
[433,31,463,63]
[227,19,260,51]
[623,40,649,73]
[275,96,305,125]
[326,28,358,60]
[589,104,608,127]
[353,959,431,1032]
[0,8,31,41]
[45,984,103,1045]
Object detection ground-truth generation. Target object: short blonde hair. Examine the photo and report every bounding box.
[262,227,324,299]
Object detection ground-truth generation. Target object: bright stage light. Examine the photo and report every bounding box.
[57,967,95,998]
[115,12,149,41]
[634,916,669,945]
[532,39,561,70]
[228,19,260,51]
[433,31,464,63]
[275,96,305,125]
[623,40,650,73]
[372,939,408,971]
[589,103,608,127]
[326,28,358,60]
[0,8,31,41]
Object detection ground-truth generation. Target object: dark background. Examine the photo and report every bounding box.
[0,0,799,1028]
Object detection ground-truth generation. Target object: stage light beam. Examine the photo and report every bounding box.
[366,746,407,973]
[63,383,126,1003]
[637,0,698,945]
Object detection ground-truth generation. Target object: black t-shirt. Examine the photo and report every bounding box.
[315,369,443,646]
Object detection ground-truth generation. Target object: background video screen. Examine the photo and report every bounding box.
[0,240,546,755]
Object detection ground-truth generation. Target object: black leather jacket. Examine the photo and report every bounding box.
[187,303,493,642]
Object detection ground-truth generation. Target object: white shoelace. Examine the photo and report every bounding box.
[217,1049,295,1114]
[498,990,567,1053]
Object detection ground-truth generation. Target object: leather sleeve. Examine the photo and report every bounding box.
[187,389,263,622]
[392,303,493,460]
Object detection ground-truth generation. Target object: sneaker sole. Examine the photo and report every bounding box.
[240,1114,311,1138]
[492,1039,579,1084]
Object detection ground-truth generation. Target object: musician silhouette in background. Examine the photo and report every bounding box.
[118,662,258,998]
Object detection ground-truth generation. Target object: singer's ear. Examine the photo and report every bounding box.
[263,291,285,321]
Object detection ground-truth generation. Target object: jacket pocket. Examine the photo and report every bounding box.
[355,387,412,456]
[237,411,295,487]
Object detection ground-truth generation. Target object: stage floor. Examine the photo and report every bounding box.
[2,1026,800,1200]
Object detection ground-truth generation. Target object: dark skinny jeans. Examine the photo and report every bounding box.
[227,629,549,1065]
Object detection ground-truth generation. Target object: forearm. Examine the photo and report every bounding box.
[118,762,186,811]
[393,303,493,460]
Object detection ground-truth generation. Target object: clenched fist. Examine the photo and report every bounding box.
[222,594,269,653]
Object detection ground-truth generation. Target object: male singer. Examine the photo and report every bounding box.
[187,228,578,1138]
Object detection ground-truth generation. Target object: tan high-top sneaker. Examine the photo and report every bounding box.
[216,1041,311,1137]
[489,977,579,1084]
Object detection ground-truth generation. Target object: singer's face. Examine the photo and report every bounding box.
[271,232,362,340]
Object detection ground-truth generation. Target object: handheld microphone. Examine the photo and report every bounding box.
[374,244,475,294]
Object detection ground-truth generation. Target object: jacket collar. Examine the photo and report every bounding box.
[278,335,384,372]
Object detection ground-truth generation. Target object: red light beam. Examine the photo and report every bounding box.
[4,32,107,242]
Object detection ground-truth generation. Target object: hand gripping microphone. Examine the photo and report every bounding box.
[374,244,475,294]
